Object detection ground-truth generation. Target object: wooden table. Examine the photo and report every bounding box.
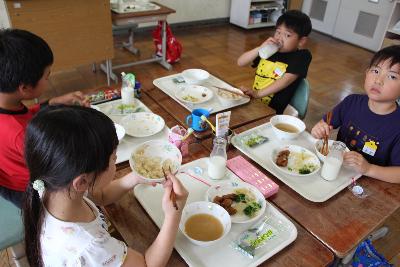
[146,76,276,140]
[100,94,333,266]
[202,120,400,261]
[104,148,334,267]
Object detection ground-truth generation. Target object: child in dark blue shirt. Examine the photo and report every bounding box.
[312,45,400,183]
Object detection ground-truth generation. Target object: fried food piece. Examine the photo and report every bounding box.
[276,149,290,167]
[213,196,223,203]
[221,198,233,208]
[226,206,237,215]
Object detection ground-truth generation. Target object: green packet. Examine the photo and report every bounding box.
[241,133,269,148]
[232,216,276,258]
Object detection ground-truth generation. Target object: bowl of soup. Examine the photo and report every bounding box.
[179,201,231,246]
[270,115,305,140]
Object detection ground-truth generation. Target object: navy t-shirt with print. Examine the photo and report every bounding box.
[327,94,400,166]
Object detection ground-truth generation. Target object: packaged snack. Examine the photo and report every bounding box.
[241,133,269,148]
[232,216,276,258]
[87,88,121,104]
[172,76,185,84]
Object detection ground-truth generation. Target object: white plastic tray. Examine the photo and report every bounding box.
[96,99,169,164]
[153,73,250,115]
[111,2,160,14]
[134,157,297,267]
[231,123,362,202]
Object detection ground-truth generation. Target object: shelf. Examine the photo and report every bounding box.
[387,28,400,35]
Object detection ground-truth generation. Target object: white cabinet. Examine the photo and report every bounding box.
[302,0,396,51]
[381,0,400,48]
[333,0,395,51]
[302,0,341,35]
[230,0,285,29]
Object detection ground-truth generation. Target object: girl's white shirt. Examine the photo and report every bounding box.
[41,196,127,266]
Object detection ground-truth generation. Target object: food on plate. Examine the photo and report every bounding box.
[274,123,299,133]
[132,147,173,178]
[184,214,223,242]
[182,95,199,102]
[243,134,269,148]
[117,104,136,114]
[276,148,319,175]
[276,150,290,167]
[213,188,261,217]
[217,89,242,100]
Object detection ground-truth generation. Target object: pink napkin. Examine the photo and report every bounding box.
[226,156,279,198]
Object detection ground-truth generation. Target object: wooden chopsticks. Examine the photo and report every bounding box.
[213,86,250,99]
[163,167,178,210]
[322,111,332,156]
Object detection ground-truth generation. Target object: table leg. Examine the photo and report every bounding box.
[158,20,172,70]
[122,28,140,55]
[101,59,118,85]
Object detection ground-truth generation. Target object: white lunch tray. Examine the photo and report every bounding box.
[231,123,362,202]
[111,2,160,14]
[153,73,250,115]
[134,157,297,267]
[96,99,169,164]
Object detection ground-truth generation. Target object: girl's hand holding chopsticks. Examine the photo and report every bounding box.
[162,169,188,214]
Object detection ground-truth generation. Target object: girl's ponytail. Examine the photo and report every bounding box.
[22,182,45,267]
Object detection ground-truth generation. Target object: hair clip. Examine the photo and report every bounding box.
[33,179,45,198]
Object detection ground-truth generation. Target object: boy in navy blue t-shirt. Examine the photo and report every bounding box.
[312,45,400,184]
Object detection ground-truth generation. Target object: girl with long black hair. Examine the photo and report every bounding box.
[23,105,188,267]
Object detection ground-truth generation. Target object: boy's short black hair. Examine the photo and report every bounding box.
[0,29,53,93]
[276,10,312,37]
[369,45,400,68]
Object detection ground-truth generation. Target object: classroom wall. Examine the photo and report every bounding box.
[0,0,10,28]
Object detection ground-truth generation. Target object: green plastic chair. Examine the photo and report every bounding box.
[0,196,27,266]
[289,78,310,120]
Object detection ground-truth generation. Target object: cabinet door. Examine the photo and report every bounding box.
[333,0,395,51]
[302,0,341,35]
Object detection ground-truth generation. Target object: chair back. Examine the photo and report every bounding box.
[289,78,310,120]
[0,196,23,250]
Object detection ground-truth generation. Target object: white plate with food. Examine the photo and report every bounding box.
[129,140,182,182]
[205,181,266,224]
[175,85,213,104]
[271,144,321,176]
[98,100,146,116]
[217,87,246,106]
[120,112,165,138]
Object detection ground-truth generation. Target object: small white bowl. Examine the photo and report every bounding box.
[182,69,210,85]
[315,139,349,162]
[114,123,125,141]
[270,115,305,140]
[179,201,231,246]
[129,140,182,183]
[217,88,244,106]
